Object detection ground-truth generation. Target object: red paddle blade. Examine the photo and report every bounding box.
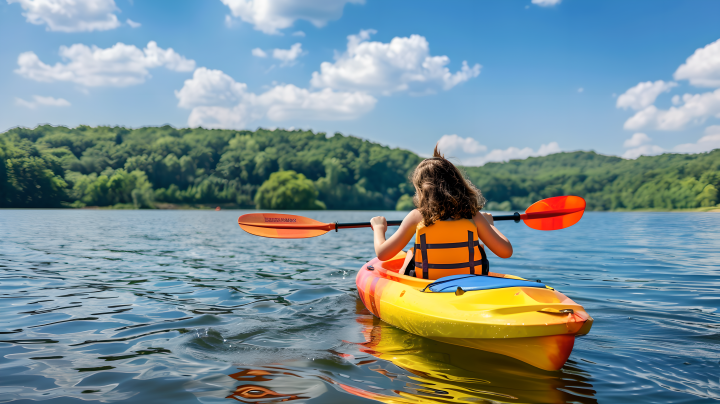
[238,213,333,239]
[522,196,586,231]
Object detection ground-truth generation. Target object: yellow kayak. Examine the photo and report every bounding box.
[355,251,593,371]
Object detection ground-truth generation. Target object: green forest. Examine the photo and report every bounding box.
[1,125,718,211]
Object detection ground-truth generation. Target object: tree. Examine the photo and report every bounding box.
[255,170,325,210]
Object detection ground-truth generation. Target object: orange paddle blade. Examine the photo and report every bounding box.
[238,213,333,239]
[521,196,586,231]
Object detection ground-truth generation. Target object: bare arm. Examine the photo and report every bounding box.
[371,210,422,261]
[474,212,513,258]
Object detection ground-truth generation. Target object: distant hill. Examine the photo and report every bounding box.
[463,150,720,211]
[1,125,718,211]
[0,125,419,209]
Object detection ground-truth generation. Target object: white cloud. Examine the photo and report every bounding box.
[437,134,487,155]
[622,144,665,159]
[251,48,268,58]
[272,43,303,66]
[8,0,121,32]
[310,30,481,95]
[126,19,141,28]
[252,43,304,66]
[621,133,663,158]
[623,132,651,148]
[434,135,560,166]
[620,127,720,158]
[176,67,377,128]
[15,41,196,87]
[480,142,561,164]
[531,0,561,6]
[175,67,247,109]
[15,95,71,109]
[674,38,720,88]
[673,125,720,153]
[292,31,305,37]
[220,0,364,35]
[623,88,720,130]
[616,80,677,110]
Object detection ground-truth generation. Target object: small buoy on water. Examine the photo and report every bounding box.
[215,206,221,211]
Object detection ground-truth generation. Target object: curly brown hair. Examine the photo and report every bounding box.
[412,144,485,226]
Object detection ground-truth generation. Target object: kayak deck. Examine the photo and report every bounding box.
[355,251,593,370]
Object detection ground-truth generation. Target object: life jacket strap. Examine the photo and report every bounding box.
[468,231,475,275]
[421,240,480,249]
[420,234,429,279]
[414,260,488,270]
[414,233,490,278]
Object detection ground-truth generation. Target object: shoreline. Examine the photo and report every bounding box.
[4,205,718,213]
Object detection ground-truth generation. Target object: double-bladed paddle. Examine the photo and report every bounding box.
[237,195,585,239]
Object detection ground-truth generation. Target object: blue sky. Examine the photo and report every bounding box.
[2,0,720,164]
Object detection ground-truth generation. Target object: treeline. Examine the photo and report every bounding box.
[0,125,420,209]
[1,125,718,211]
[464,150,720,211]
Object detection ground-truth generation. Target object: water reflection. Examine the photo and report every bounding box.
[342,301,598,403]
[209,300,598,404]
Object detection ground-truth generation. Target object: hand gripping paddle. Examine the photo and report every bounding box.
[238,195,586,239]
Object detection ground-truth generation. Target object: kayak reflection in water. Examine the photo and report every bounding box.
[337,301,599,404]
[186,302,595,403]
[226,369,311,402]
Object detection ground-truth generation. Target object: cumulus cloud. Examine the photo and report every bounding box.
[176,67,376,128]
[175,67,247,109]
[252,43,304,65]
[310,29,481,95]
[8,0,121,32]
[272,43,303,65]
[622,144,665,159]
[623,88,720,131]
[620,127,720,158]
[616,80,677,110]
[292,31,305,37]
[673,125,720,153]
[674,38,720,88]
[480,142,561,165]
[252,48,268,58]
[15,41,195,87]
[437,134,487,155]
[435,134,560,166]
[221,0,364,34]
[126,19,141,28]
[15,95,71,109]
[621,133,663,159]
[618,39,720,131]
[623,132,651,148]
[531,0,561,6]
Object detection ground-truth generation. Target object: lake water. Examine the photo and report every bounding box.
[1,209,719,403]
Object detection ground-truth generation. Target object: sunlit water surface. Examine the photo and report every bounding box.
[1,210,719,403]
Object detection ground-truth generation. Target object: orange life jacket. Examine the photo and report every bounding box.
[413,218,489,280]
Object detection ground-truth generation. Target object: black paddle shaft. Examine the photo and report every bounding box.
[336,212,521,230]
[336,220,403,229]
[492,212,522,222]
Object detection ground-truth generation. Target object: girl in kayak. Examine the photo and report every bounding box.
[370,146,513,279]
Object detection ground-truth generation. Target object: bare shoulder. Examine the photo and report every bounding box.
[472,211,491,227]
[472,210,484,222]
[404,209,423,225]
